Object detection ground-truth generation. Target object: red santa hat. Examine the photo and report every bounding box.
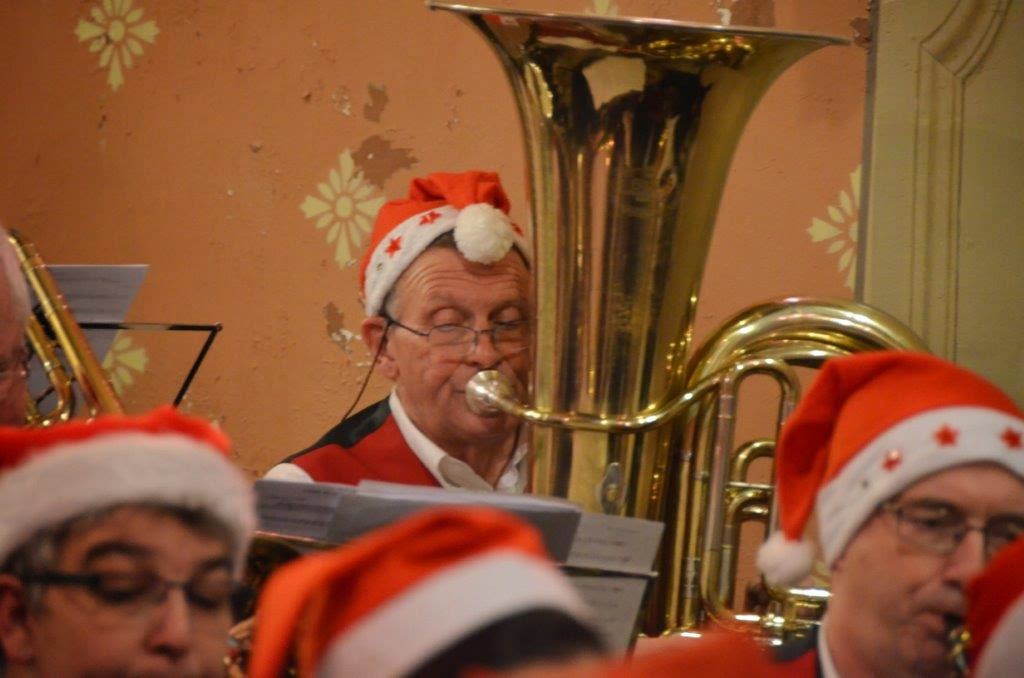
[494,631,790,678]
[0,406,256,571]
[757,351,1024,585]
[359,170,529,316]
[966,537,1024,678]
[248,507,593,678]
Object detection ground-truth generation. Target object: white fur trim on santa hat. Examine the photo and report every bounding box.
[817,406,1024,567]
[362,205,528,316]
[757,531,816,587]
[363,205,459,316]
[316,551,593,678]
[976,594,1024,678]
[0,432,256,571]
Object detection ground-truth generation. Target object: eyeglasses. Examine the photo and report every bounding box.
[383,314,530,358]
[23,569,238,615]
[882,499,1024,560]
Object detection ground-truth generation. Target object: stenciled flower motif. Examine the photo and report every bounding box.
[300,150,386,268]
[587,0,619,16]
[102,333,149,396]
[74,0,159,92]
[807,165,860,290]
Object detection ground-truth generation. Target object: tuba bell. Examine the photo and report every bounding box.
[432,4,927,638]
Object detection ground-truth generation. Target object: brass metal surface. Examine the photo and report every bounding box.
[8,230,123,424]
[431,2,926,638]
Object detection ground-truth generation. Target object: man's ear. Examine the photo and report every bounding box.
[361,316,398,380]
[0,574,37,666]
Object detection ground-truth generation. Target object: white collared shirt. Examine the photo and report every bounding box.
[817,615,840,678]
[389,390,528,492]
[265,391,528,493]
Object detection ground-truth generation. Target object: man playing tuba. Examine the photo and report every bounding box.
[267,171,532,492]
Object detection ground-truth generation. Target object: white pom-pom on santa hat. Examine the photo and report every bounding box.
[453,202,514,265]
[757,531,815,587]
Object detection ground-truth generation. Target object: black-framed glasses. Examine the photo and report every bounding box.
[882,499,1024,560]
[382,314,529,358]
[22,569,238,613]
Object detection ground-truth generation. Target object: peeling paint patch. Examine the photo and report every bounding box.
[352,135,417,188]
[363,83,388,122]
[850,16,871,49]
[715,0,775,27]
[446,87,463,131]
[324,302,359,354]
[331,85,353,116]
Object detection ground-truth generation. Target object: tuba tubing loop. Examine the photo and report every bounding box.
[466,368,721,433]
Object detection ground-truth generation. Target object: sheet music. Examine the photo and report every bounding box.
[565,512,664,575]
[569,574,650,652]
[331,481,583,561]
[28,264,149,402]
[254,480,355,540]
[44,265,148,323]
[255,478,663,646]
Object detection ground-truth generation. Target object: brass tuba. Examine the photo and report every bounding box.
[431,4,927,638]
[7,230,124,424]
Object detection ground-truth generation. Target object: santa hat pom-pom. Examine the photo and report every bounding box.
[454,203,513,264]
[757,531,815,586]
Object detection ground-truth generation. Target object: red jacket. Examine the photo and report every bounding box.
[281,399,440,487]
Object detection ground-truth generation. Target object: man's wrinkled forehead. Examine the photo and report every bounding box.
[388,246,532,314]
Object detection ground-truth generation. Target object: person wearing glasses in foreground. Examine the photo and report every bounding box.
[754,350,1024,677]
[268,170,532,491]
[0,407,255,676]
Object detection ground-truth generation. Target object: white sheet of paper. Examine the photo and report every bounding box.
[43,265,148,323]
[566,512,664,575]
[569,574,650,652]
[254,480,355,540]
[28,264,149,401]
[337,481,583,561]
[29,264,148,359]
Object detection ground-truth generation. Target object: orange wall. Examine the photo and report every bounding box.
[0,0,867,477]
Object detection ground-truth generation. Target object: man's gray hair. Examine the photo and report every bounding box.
[0,226,31,325]
[0,502,239,610]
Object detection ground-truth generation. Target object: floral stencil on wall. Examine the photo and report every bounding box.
[300,150,386,268]
[75,0,159,92]
[807,165,860,290]
[102,333,149,395]
[587,0,619,15]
